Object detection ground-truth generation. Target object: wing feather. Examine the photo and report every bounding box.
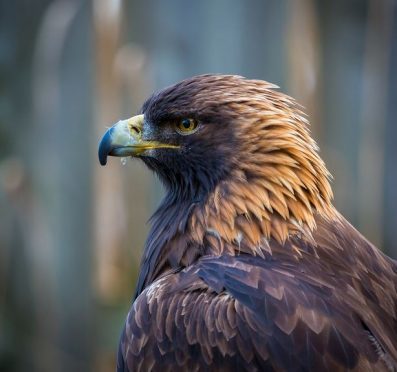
[118,217,397,371]
[119,248,396,371]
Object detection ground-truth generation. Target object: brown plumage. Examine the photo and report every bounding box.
[98,75,397,371]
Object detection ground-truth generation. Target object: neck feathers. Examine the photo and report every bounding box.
[186,90,335,252]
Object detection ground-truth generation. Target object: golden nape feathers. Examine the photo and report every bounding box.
[98,75,397,371]
[185,79,335,250]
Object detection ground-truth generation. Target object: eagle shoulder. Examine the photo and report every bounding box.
[119,246,396,371]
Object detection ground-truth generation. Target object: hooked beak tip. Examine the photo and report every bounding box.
[98,128,113,166]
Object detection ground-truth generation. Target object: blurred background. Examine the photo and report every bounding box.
[0,0,396,370]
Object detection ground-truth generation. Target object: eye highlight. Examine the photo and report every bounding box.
[175,118,199,135]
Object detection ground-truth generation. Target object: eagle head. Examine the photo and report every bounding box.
[99,74,333,247]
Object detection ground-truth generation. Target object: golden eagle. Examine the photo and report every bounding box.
[98,75,397,371]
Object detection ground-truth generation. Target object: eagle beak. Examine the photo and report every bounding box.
[98,114,178,166]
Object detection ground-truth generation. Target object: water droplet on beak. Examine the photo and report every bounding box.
[120,157,127,166]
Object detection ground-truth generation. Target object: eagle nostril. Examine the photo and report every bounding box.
[129,124,141,136]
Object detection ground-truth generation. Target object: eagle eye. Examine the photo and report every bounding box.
[175,118,198,135]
